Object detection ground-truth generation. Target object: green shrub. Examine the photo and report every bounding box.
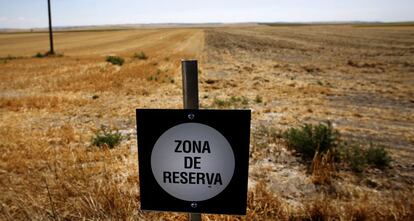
[34,52,47,58]
[365,146,391,169]
[241,97,249,105]
[283,121,392,172]
[230,96,242,103]
[345,145,367,172]
[91,126,123,149]
[340,144,391,172]
[255,95,263,103]
[214,98,226,107]
[33,52,63,58]
[212,96,249,108]
[106,56,124,66]
[284,122,339,159]
[134,51,148,60]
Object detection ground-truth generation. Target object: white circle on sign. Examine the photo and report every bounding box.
[151,122,235,202]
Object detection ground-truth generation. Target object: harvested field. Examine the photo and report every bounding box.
[204,25,414,152]
[1,25,414,220]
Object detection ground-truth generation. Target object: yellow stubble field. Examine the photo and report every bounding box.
[0,25,413,220]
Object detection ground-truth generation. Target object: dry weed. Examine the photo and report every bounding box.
[246,181,290,220]
[311,151,335,185]
[299,192,414,221]
[0,96,87,111]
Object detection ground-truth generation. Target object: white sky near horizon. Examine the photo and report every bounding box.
[0,0,413,29]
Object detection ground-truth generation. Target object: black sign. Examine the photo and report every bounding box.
[136,109,250,215]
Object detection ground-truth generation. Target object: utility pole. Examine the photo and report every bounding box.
[47,0,55,55]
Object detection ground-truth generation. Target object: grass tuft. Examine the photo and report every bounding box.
[344,145,367,172]
[34,52,47,58]
[0,55,24,63]
[255,95,263,103]
[212,96,249,108]
[284,121,339,159]
[284,122,392,174]
[246,181,290,220]
[91,125,123,149]
[106,56,124,66]
[134,51,148,60]
[340,144,392,172]
[365,145,391,169]
[33,51,64,58]
[311,151,335,185]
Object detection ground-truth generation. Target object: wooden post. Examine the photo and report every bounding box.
[181,59,201,221]
[47,0,55,55]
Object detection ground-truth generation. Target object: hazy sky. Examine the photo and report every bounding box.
[1,0,413,28]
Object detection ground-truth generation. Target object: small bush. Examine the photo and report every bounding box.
[284,122,339,159]
[214,98,226,107]
[134,51,148,60]
[1,55,21,61]
[33,52,63,58]
[340,144,391,172]
[91,126,123,149]
[106,56,124,66]
[55,52,64,57]
[241,96,249,105]
[365,146,391,169]
[212,96,249,108]
[311,151,335,185]
[345,145,367,172]
[1,55,24,63]
[255,95,263,103]
[146,75,158,82]
[34,52,47,58]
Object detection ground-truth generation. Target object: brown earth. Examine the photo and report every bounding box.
[0,25,413,220]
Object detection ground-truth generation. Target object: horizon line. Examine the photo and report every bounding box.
[1,20,414,30]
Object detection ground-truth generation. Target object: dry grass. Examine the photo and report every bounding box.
[311,151,335,185]
[0,95,87,111]
[1,26,414,220]
[0,125,137,219]
[0,28,205,220]
[301,192,414,221]
[245,182,290,220]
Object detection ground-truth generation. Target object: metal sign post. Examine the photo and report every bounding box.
[182,59,201,221]
[136,60,250,218]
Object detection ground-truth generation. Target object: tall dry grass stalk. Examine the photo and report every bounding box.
[246,181,290,220]
[301,192,414,221]
[0,96,87,111]
[311,151,335,185]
